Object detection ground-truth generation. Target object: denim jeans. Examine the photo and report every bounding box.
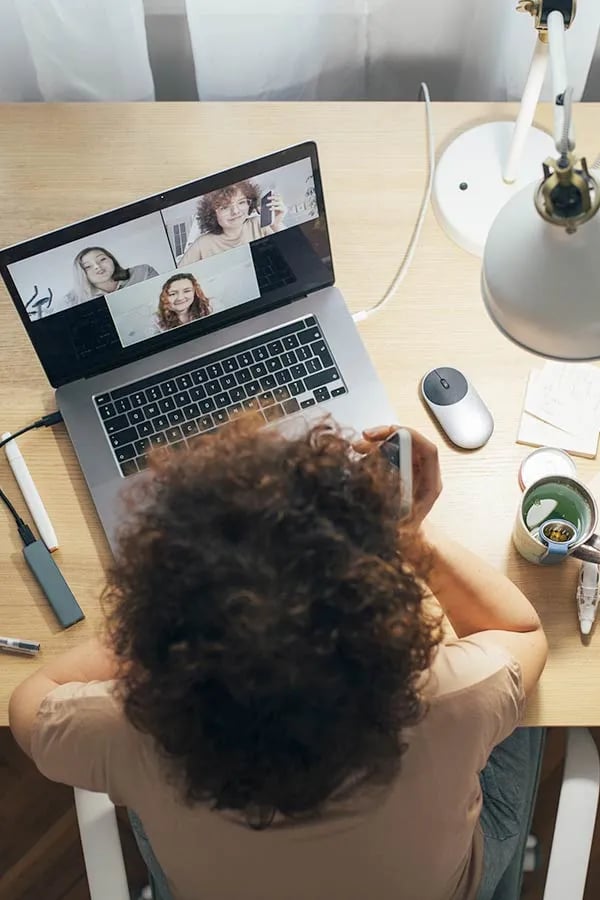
[129,727,546,900]
[477,727,546,900]
[129,810,174,900]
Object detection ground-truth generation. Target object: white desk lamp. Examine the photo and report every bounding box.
[433,1,566,258]
[436,0,600,361]
[482,2,600,360]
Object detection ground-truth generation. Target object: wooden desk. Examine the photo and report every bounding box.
[0,101,599,726]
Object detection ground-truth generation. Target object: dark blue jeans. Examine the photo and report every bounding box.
[129,727,546,900]
[128,809,174,900]
[477,727,546,900]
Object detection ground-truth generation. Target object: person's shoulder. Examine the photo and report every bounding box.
[128,263,158,282]
[32,679,145,767]
[412,640,525,771]
[37,679,124,728]
[178,237,204,265]
[426,638,521,701]
[152,312,165,333]
[31,680,152,798]
[137,262,158,275]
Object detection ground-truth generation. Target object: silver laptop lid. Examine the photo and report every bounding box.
[0,142,334,388]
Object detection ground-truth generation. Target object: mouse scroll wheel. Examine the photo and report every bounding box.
[440,379,450,389]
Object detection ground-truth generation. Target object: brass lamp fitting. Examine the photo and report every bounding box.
[517,0,577,41]
[535,152,600,232]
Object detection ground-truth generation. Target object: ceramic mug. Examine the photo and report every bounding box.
[513,474,600,565]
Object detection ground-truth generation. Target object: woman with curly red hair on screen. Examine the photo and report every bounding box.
[156,272,212,331]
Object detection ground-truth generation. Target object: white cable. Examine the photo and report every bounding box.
[353,82,435,324]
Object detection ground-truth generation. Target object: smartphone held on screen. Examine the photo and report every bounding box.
[260,191,273,228]
[378,428,413,521]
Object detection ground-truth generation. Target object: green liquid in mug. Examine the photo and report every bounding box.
[523,480,590,536]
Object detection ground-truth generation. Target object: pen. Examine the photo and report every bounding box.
[1,431,58,552]
[0,636,40,656]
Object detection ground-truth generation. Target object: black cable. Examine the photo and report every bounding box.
[0,485,24,526]
[0,410,63,452]
[0,410,64,544]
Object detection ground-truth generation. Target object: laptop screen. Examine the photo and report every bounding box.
[0,142,334,388]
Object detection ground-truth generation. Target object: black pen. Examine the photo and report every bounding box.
[0,636,40,656]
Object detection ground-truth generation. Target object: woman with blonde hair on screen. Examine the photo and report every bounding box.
[178,180,286,265]
[64,246,158,307]
[156,272,211,331]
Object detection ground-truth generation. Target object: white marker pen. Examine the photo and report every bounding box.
[2,432,58,552]
[0,636,40,656]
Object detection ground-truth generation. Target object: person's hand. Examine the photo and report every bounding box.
[269,192,287,230]
[353,425,442,528]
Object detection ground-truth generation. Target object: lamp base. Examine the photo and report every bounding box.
[432,122,555,257]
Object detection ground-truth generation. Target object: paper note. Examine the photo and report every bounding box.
[517,411,599,458]
[525,361,600,435]
[517,370,599,459]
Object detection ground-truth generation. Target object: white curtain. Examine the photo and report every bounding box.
[184,0,600,102]
[0,0,154,101]
[0,0,598,103]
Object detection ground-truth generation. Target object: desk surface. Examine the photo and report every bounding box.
[0,101,599,726]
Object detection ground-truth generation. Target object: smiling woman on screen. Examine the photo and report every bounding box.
[178,180,286,265]
[64,246,158,307]
[156,272,212,331]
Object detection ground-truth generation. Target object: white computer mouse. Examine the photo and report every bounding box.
[420,366,494,450]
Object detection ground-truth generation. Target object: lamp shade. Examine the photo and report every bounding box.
[482,182,600,360]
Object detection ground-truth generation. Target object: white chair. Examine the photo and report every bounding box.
[73,787,130,900]
[542,728,600,900]
[74,728,600,900]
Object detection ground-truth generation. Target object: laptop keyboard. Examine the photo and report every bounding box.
[94,316,348,477]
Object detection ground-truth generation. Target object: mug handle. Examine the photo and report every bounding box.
[572,533,600,565]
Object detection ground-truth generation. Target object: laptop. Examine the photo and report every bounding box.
[0,142,396,549]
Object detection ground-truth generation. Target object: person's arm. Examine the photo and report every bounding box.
[422,523,548,694]
[178,239,202,267]
[355,426,548,696]
[9,637,119,758]
[424,524,540,635]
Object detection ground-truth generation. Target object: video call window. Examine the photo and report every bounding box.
[7,156,319,353]
[9,213,174,323]
[162,156,317,266]
[106,245,260,348]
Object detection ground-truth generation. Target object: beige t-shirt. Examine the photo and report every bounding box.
[178,218,274,264]
[31,639,523,900]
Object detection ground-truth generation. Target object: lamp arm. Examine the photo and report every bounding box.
[503,39,549,184]
[547,10,574,154]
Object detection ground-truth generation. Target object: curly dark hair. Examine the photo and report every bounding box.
[197,180,260,235]
[104,418,441,823]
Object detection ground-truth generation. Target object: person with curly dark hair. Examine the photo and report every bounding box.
[155,272,211,331]
[178,180,287,265]
[9,420,547,900]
